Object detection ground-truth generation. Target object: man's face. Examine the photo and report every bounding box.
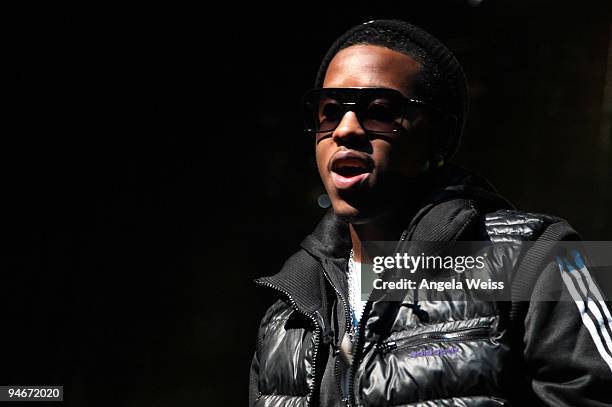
[316,44,431,223]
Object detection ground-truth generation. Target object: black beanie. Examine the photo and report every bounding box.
[314,19,469,161]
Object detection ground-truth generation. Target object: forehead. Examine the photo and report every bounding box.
[322,44,422,97]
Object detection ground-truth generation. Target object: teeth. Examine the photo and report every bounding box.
[335,159,367,171]
[335,162,368,177]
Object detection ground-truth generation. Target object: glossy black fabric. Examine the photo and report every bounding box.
[249,165,606,407]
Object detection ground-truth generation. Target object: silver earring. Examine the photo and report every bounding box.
[431,154,445,168]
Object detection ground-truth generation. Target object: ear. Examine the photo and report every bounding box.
[431,113,458,159]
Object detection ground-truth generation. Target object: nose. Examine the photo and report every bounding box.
[332,111,367,145]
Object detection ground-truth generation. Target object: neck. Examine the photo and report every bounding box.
[349,209,407,263]
[347,169,444,262]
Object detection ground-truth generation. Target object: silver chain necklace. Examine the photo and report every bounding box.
[347,249,359,341]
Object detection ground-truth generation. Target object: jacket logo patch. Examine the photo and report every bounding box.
[409,346,460,358]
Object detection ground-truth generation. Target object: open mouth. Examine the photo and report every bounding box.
[330,152,373,189]
[331,158,371,177]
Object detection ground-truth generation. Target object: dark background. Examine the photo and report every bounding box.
[5,1,612,406]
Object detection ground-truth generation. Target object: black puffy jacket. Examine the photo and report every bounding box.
[250,165,612,407]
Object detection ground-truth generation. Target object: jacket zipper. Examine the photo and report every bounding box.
[320,259,352,406]
[347,303,367,406]
[376,326,493,354]
[347,231,411,406]
[255,280,322,407]
[346,222,442,405]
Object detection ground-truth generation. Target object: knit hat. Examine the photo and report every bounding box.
[314,19,469,161]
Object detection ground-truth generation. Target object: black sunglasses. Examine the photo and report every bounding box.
[302,87,441,136]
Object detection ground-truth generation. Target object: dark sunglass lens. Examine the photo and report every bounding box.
[362,98,402,132]
[317,98,343,132]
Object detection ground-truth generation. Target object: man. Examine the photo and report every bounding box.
[250,19,612,406]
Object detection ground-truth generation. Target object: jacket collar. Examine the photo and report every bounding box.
[255,164,514,316]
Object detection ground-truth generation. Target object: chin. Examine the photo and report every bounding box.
[331,199,378,225]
